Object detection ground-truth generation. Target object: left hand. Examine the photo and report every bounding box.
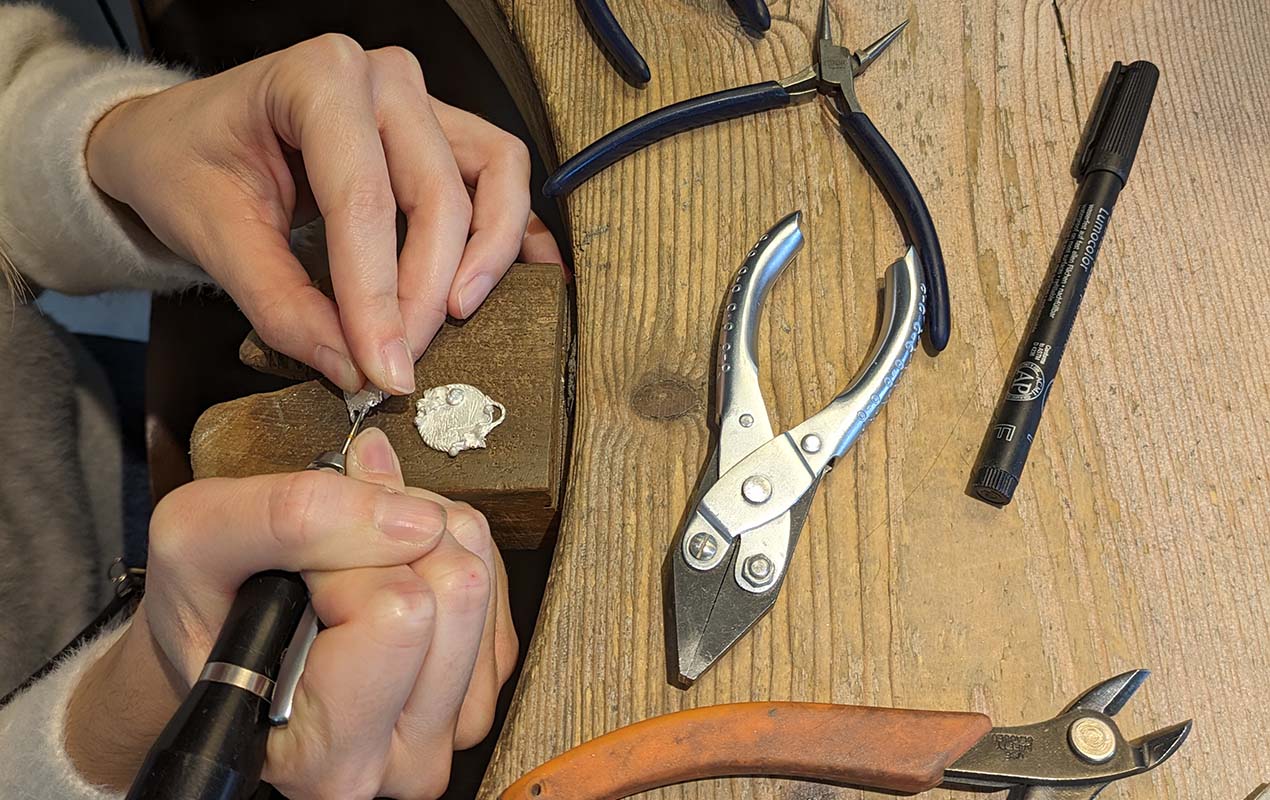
[85,35,562,395]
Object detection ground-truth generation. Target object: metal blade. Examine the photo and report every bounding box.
[817,0,833,44]
[855,19,908,76]
[1131,720,1191,769]
[1007,785,1109,800]
[1064,669,1149,716]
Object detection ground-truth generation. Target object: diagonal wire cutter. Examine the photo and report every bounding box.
[549,0,950,351]
[578,0,771,87]
[501,670,1191,800]
[667,211,924,687]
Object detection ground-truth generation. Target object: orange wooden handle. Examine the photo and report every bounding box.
[500,702,992,800]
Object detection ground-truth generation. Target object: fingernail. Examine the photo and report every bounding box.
[314,344,360,390]
[377,492,446,543]
[352,428,397,475]
[456,273,496,319]
[380,338,416,394]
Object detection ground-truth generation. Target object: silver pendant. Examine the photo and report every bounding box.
[414,384,506,457]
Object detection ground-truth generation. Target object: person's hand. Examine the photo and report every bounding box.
[65,429,517,798]
[85,34,562,395]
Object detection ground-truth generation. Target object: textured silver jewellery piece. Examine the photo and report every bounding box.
[414,384,506,456]
[343,387,387,421]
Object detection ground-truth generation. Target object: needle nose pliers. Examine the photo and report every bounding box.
[501,670,1191,800]
[579,0,772,87]
[548,0,951,352]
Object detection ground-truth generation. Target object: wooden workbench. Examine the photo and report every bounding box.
[460,2,1270,797]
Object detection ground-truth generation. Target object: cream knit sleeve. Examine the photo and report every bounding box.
[0,4,209,294]
[0,621,128,800]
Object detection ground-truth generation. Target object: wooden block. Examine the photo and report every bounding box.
[190,264,571,550]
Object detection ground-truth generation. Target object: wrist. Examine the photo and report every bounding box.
[85,96,144,204]
[63,606,184,790]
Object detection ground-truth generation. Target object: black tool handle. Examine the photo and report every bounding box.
[543,81,792,198]
[838,110,951,352]
[578,0,651,88]
[729,0,771,32]
[126,572,309,800]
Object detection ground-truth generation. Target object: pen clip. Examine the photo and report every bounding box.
[1074,60,1124,178]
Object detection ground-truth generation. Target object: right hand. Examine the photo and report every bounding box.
[65,428,517,798]
[86,34,563,395]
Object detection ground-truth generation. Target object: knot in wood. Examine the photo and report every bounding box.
[630,376,700,420]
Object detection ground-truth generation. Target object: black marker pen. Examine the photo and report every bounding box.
[972,60,1158,505]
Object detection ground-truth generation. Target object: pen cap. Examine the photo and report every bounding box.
[1076,60,1159,184]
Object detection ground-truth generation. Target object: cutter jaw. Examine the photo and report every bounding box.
[942,671,1192,799]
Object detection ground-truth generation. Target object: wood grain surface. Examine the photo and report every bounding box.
[471,1,1270,798]
[190,264,571,549]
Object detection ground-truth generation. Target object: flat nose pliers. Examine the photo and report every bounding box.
[579,0,771,87]
[548,0,950,351]
[501,670,1191,800]
[668,211,924,686]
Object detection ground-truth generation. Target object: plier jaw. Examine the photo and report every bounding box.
[943,670,1192,799]
[666,211,925,687]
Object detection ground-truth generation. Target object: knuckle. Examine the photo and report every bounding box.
[431,550,490,615]
[446,503,494,559]
[369,578,437,645]
[308,33,367,72]
[377,46,424,82]
[267,471,329,551]
[497,133,531,172]
[340,184,398,228]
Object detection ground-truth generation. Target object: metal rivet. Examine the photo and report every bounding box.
[1068,717,1116,764]
[687,532,718,562]
[741,475,772,504]
[742,554,774,586]
[739,413,754,428]
[801,434,822,453]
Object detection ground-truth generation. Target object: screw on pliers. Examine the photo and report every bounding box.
[577,0,771,87]
[501,670,1191,800]
[548,0,950,351]
[668,211,924,687]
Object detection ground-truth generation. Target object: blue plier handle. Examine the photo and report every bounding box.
[578,0,771,88]
[547,5,951,351]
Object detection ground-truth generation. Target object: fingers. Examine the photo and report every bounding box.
[429,99,537,319]
[448,502,515,748]
[205,220,363,391]
[379,531,491,798]
[266,35,414,394]
[346,426,406,491]
[363,48,473,361]
[147,468,447,599]
[521,210,565,268]
[267,564,435,798]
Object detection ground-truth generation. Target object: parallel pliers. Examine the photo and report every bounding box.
[668,211,923,686]
[579,0,771,87]
[501,670,1191,800]
[548,0,950,351]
